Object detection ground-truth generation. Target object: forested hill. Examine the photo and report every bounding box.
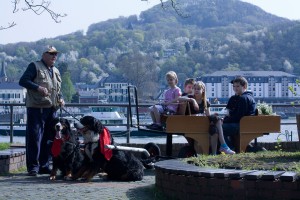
[88,0,288,33]
[0,0,299,99]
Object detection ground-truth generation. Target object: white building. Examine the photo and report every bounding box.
[0,82,26,116]
[98,82,129,103]
[76,82,130,103]
[200,71,300,103]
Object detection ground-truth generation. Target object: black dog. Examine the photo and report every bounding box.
[74,116,144,181]
[48,117,84,180]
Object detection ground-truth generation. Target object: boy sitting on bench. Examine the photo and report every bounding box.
[222,76,257,150]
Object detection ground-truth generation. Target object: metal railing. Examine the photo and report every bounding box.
[0,103,138,143]
[1,102,300,143]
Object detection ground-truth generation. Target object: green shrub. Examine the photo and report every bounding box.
[0,143,10,150]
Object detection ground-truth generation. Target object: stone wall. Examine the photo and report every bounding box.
[155,160,300,200]
[0,148,26,174]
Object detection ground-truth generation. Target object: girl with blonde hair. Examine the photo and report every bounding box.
[183,81,235,155]
[147,71,182,130]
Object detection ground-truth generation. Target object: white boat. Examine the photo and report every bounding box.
[83,107,137,133]
[0,108,156,137]
[210,107,228,116]
[0,125,26,136]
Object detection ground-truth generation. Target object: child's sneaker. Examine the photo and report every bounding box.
[219,145,235,155]
[146,123,163,131]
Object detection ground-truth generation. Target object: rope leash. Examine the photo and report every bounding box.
[59,106,81,122]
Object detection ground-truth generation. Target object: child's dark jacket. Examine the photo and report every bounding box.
[223,91,256,123]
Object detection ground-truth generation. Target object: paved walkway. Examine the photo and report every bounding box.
[0,169,162,200]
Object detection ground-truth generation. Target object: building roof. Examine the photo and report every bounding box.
[0,82,23,90]
[75,83,98,90]
[78,90,99,97]
[207,71,296,77]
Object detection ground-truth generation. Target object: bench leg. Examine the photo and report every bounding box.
[238,133,264,153]
[184,134,210,155]
[166,134,173,156]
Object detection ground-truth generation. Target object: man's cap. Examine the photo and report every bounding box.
[43,45,59,54]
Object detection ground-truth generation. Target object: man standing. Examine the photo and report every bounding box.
[19,45,65,176]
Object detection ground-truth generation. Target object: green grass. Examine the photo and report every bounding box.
[186,151,300,173]
[0,166,27,176]
[0,143,10,150]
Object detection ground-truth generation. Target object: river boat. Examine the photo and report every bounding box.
[0,107,161,137]
[0,125,26,136]
[210,107,227,116]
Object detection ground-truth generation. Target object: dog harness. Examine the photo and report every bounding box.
[100,127,113,161]
[51,138,63,157]
[51,131,70,157]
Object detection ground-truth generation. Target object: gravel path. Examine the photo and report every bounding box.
[0,169,161,200]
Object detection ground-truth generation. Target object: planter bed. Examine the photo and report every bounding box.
[155,159,300,200]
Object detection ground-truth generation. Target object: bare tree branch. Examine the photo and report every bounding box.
[1,0,67,30]
[0,22,17,30]
[23,0,67,23]
[12,0,20,13]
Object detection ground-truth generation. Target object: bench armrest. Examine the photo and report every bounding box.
[240,115,281,134]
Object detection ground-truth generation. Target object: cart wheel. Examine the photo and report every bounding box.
[178,145,197,158]
[141,142,161,159]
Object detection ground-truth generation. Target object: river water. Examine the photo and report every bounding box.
[1,119,298,144]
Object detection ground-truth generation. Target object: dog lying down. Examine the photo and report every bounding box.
[74,115,144,181]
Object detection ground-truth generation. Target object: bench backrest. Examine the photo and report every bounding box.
[166,115,281,134]
[240,115,281,133]
[166,115,209,134]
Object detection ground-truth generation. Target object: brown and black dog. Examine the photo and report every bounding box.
[74,116,144,181]
[48,117,84,180]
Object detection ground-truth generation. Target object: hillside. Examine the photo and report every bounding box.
[0,0,299,100]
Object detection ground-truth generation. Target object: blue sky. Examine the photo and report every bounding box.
[0,0,299,45]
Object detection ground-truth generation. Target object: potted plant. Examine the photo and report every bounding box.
[256,102,273,115]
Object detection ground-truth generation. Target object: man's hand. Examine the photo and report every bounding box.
[38,86,49,96]
[58,99,65,107]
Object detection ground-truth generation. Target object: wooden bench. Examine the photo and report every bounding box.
[165,115,281,155]
[237,115,281,153]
